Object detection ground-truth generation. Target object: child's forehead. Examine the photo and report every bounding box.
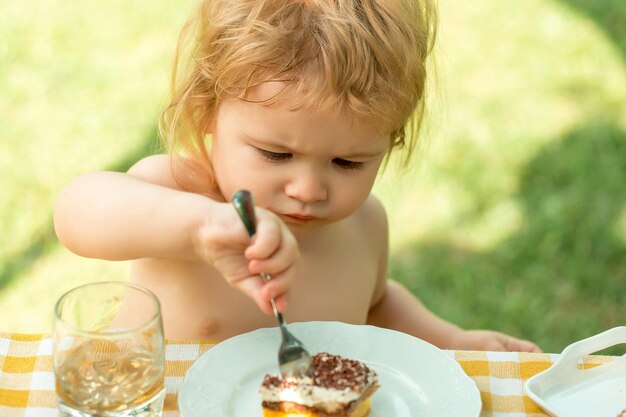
[218,83,389,145]
[229,81,386,133]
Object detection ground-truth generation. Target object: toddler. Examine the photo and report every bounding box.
[54,0,540,351]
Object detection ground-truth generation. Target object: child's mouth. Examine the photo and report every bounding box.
[283,214,316,222]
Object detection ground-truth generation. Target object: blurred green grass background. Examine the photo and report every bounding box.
[1,0,624,353]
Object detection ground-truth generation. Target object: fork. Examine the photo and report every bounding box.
[232,190,312,378]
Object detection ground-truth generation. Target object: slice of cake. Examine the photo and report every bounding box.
[259,352,379,417]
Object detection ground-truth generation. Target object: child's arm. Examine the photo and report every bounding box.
[364,195,540,352]
[367,280,541,352]
[53,156,298,314]
[55,170,217,260]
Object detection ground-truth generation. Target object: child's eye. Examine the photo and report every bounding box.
[256,148,292,162]
[332,158,365,170]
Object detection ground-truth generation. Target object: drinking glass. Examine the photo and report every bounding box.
[53,281,165,417]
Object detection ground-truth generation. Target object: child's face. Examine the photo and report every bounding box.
[210,82,388,234]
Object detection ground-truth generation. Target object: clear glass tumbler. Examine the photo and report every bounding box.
[53,281,165,417]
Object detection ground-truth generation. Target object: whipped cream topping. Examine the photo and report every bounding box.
[259,352,378,413]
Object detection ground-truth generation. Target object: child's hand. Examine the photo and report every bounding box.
[450,329,542,352]
[193,203,299,315]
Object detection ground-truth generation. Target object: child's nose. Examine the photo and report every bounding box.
[284,171,327,203]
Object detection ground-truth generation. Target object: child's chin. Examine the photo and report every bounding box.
[283,219,328,235]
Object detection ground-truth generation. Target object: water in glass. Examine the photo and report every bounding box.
[53,281,165,417]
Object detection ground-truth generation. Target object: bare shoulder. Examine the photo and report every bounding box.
[127,154,217,197]
[345,194,389,252]
[127,154,179,188]
[352,195,389,308]
[354,194,388,234]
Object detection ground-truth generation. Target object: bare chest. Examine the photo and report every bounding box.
[131,229,381,341]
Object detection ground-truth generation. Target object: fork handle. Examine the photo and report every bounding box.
[232,190,257,237]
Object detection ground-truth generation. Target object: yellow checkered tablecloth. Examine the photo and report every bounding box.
[0,333,614,417]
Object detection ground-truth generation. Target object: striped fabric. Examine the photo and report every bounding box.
[0,333,614,417]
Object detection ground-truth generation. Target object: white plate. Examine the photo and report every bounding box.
[178,321,481,417]
[525,326,626,417]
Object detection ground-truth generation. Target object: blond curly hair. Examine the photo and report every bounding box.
[160,0,436,183]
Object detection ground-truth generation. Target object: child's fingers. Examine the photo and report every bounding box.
[244,214,280,259]
[230,208,297,315]
[257,298,274,316]
[481,339,509,352]
[494,333,543,353]
[249,222,298,272]
[234,275,274,315]
[247,238,298,275]
[507,337,542,353]
[245,211,297,260]
[258,268,294,310]
[272,291,289,313]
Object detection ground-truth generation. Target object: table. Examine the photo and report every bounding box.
[0,332,614,417]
